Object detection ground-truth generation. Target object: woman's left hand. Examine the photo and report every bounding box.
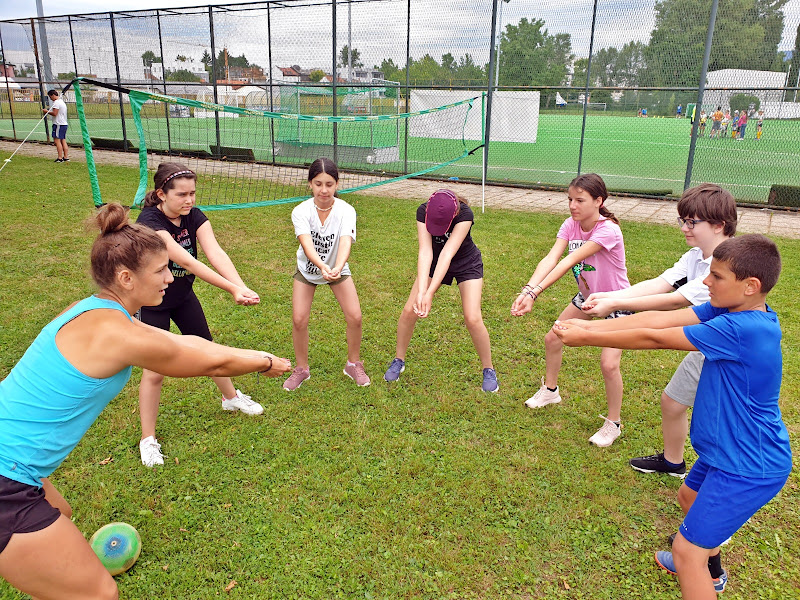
[240,288,260,306]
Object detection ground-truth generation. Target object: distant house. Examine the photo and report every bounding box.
[704,69,788,108]
[352,69,384,82]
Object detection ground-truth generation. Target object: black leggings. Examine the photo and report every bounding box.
[137,290,213,341]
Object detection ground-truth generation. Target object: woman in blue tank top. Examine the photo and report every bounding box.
[0,203,290,600]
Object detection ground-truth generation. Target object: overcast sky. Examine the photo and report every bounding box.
[2,0,799,80]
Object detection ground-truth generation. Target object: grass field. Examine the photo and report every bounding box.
[0,155,798,599]
[2,110,797,205]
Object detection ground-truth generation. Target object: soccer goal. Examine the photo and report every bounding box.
[68,78,478,210]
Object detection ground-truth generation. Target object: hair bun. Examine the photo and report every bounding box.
[95,203,131,235]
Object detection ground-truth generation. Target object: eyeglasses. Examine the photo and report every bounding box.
[677,217,706,229]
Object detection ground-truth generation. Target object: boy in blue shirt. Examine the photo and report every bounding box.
[551,234,791,599]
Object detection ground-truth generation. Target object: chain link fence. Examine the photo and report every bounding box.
[2,0,800,205]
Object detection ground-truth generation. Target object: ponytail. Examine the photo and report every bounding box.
[144,162,196,207]
[90,203,166,289]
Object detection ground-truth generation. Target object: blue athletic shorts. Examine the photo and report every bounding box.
[51,124,68,140]
[680,456,788,549]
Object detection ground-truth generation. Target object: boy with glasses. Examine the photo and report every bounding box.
[581,184,737,477]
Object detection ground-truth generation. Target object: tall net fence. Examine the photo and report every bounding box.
[2,0,800,205]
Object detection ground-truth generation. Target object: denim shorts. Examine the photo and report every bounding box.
[0,474,61,554]
[680,457,788,549]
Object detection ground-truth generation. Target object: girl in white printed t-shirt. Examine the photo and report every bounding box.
[283,157,370,391]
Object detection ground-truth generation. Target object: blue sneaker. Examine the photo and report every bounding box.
[482,368,499,392]
[655,551,728,593]
[713,570,728,593]
[384,358,405,382]
[655,550,677,575]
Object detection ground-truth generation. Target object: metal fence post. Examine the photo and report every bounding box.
[684,0,719,190]
[30,18,50,142]
[576,0,599,176]
[332,0,338,164]
[156,10,172,154]
[0,25,17,139]
[403,0,410,175]
[109,13,129,150]
[267,3,276,165]
[209,6,222,157]
[483,0,500,189]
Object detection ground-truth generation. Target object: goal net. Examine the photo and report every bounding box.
[69,78,478,211]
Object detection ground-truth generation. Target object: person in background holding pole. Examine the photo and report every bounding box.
[42,90,69,163]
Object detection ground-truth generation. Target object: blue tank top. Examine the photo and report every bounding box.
[0,296,133,487]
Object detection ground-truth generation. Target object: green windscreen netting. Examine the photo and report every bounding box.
[70,78,479,210]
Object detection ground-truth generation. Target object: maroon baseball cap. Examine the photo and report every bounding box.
[425,190,459,236]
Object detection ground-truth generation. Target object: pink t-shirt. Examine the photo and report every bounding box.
[557,217,630,296]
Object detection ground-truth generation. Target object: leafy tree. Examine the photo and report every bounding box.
[497,18,573,86]
[141,50,161,66]
[166,68,201,82]
[57,71,77,80]
[309,69,325,82]
[454,54,485,84]
[338,45,364,69]
[441,53,456,73]
[729,92,760,112]
[644,0,788,86]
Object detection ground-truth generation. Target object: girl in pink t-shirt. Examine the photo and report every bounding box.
[511,174,631,447]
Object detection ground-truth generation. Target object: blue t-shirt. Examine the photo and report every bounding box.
[0,297,133,487]
[684,303,791,478]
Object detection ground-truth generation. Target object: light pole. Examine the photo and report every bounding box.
[347,0,352,82]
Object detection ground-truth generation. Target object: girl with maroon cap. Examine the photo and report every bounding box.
[383,189,498,392]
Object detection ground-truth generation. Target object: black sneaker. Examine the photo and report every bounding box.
[62,157,70,162]
[54,158,63,162]
[629,452,686,478]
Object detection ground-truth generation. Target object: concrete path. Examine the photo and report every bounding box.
[3,140,798,238]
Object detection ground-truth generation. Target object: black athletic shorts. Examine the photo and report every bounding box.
[0,475,61,554]
[431,260,484,286]
[137,290,213,341]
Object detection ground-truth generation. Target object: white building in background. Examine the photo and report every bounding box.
[704,69,788,108]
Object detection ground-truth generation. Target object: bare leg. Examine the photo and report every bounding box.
[662,392,690,464]
[457,278,493,368]
[212,376,236,399]
[330,278,363,363]
[41,477,72,519]
[672,534,718,600]
[599,346,623,422]
[394,279,423,360]
[0,480,117,600]
[544,303,586,389]
[291,279,316,369]
[139,368,164,440]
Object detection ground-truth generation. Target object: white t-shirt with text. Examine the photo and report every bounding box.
[291,197,357,285]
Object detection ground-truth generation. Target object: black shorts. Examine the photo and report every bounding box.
[137,290,213,341]
[432,261,484,286]
[0,475,61,554]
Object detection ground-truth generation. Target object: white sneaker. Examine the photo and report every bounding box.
[139,436,165,467]
[524,377,562,408]
[588,415,621,447]
[221,389,264,415]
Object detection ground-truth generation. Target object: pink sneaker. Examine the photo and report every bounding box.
[283,366,310,391]
[343,361,370,386]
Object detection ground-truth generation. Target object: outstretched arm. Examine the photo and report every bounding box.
[562,306,700,333]
[552,320,697,352]
[196,221,259,304]
[155,230,250,304]
[415,221,471,317]
[327,235,353,280]
[582,290,691,317]
[511,239,601,316]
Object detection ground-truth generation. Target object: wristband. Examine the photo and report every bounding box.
[524,289,538,301]
[259,356,273,374]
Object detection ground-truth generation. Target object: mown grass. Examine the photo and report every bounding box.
[0,154,798,599]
